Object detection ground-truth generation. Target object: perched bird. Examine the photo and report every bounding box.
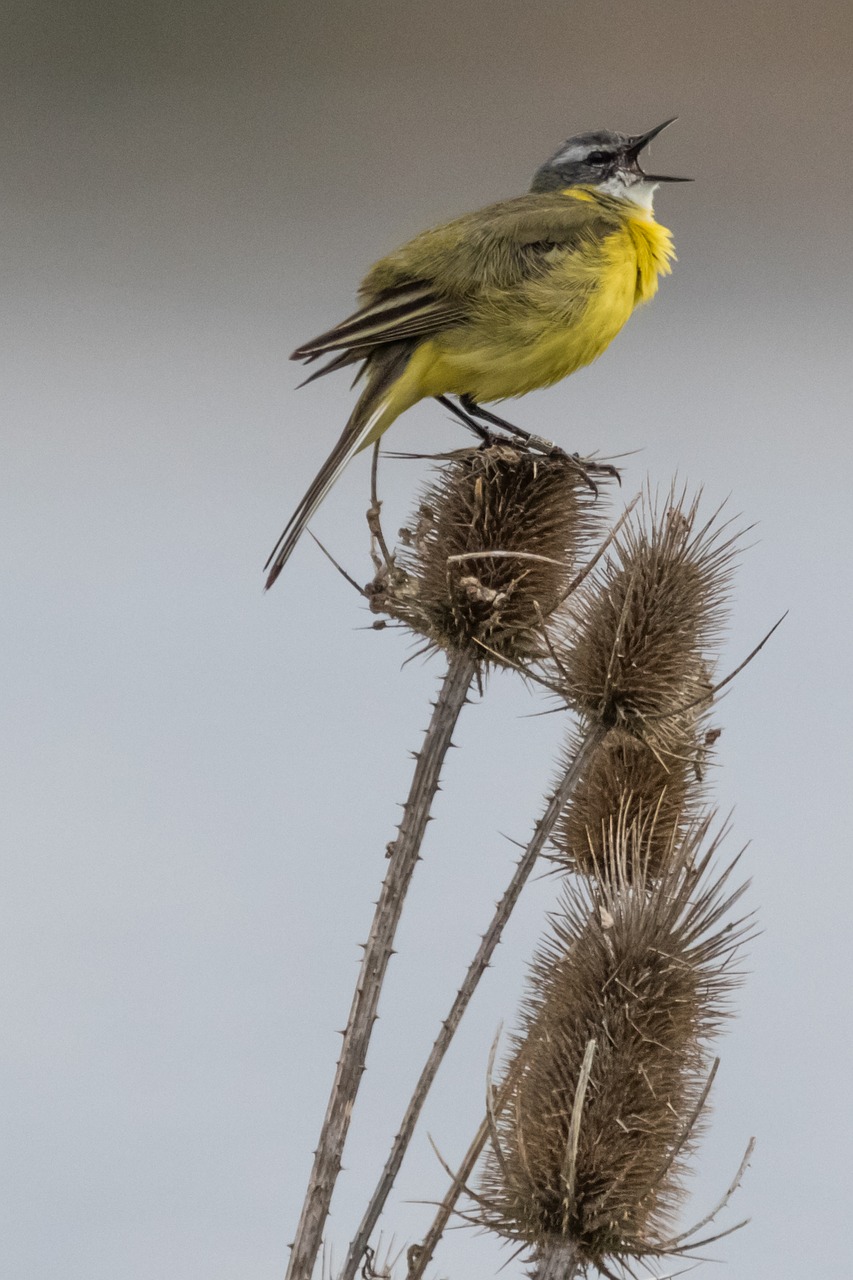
[265,120,688,588]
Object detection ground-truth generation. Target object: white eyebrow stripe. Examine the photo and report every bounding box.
[552,142,593,165]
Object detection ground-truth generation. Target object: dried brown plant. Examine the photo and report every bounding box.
[552,489,739,740]
[473,817,751,1274]
[340,722,609,1280]
[550,721,713,881]
[289,443,613,1280]
[368,444,604,665]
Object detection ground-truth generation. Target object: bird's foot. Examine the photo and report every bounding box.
[564,454,622,495]
[457,397,620,492]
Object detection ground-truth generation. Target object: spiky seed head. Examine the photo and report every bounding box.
[368,445,602,666]
[475,819,751,1270]
[551,722,711,880]
[553,490,738,738]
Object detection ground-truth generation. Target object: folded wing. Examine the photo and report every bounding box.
[292,283,466,363]
[290,194,617,378]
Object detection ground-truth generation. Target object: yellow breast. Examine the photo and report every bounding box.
[625,207,675,305]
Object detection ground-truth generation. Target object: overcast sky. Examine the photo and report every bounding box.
[2,3,852,1278]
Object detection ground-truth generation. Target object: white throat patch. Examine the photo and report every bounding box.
[599,174,659,210]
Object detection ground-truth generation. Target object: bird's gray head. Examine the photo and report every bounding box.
[530,119,690,206]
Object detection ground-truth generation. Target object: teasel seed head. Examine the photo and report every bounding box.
[474,818,752,1272]
[368,444,603,667]
[550,719,714,881]
[551,489,738,740]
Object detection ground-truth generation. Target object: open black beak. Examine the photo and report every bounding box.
[626,118,693,182]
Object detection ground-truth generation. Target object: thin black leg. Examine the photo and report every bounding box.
[434,395,492,444]
[459,396,620,491]
[460,393,577,461]
[459,395,537,443]
[438,393,544,451]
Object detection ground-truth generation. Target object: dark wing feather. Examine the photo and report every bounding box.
[295,347,366,388]
[291,283,465,363]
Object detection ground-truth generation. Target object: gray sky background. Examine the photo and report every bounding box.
[2,3,852,1277]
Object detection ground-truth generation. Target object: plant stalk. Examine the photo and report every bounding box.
[285,649,478,1280]
[534,1241,582,1280]
[345,721,608,1280]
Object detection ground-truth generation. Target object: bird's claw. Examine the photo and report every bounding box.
[564,452,622,495]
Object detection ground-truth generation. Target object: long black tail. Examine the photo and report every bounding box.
[264,344,413,589]
[263,399,377,589]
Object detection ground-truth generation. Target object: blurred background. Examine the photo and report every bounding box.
[2,2,851,1277]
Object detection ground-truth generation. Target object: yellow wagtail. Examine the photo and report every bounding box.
[265,120,688,588]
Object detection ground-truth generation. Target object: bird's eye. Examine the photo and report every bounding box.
[586,150,611,166]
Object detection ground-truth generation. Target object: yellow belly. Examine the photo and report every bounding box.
[417,221,657,403]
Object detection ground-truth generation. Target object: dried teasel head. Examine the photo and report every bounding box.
[473,818,751,1273]
[367,444,603,666]
[552,489,739,740]
[550,719,715,881]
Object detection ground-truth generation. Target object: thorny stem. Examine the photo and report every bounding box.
[285,650,478,1280]
[534,1240,582,1280]
[368,441,393,574]
[344,722,609,1280]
